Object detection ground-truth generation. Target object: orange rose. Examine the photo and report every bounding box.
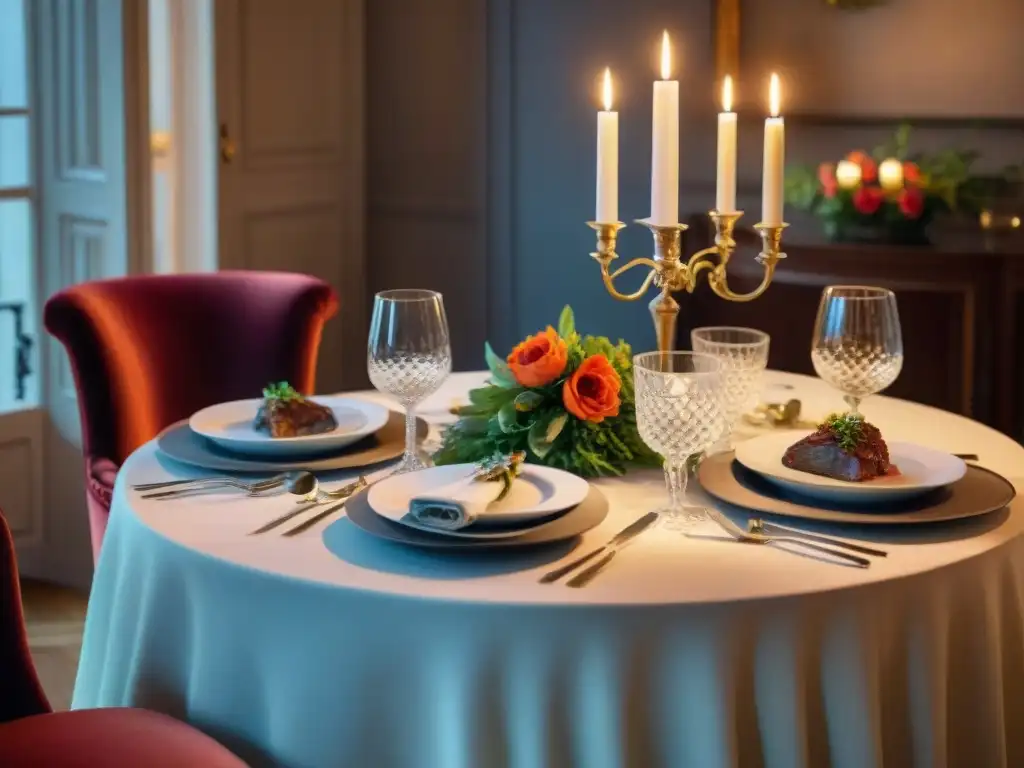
[507,326,567,387]
[562,355,621,423]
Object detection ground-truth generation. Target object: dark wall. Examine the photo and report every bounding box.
[368,0,1024,365]
[366,0,487,370]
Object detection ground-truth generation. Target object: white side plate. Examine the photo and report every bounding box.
[189,396,390,457]
[733,430,967,503]
[367,463,590,533]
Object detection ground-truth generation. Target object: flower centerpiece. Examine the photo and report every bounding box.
[433,306,661,478]
[785,124,981,245]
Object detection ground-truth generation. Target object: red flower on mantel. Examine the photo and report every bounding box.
[852,186,884,215]
[903,162,922,187]
[818,163,838,198]
[846,150,878,183]
[898,187,925,219]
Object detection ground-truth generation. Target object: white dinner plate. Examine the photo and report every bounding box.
[341,484,608,549]
[189,396,391,457]
[367,463,591,534]
[733,431,967,503]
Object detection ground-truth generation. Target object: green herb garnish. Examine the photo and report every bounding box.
[262,381,300,401]
[822,412,864,453]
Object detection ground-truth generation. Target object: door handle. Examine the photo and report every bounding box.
[219,123,236,164]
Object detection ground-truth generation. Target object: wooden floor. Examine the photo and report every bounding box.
[19,579,88,711]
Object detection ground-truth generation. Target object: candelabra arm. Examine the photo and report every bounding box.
[706,221,788,302]
[685,245,724,288]
[600,259,659,301]
[707,262,776,302]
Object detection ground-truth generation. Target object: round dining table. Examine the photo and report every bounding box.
[72,370,1024,768]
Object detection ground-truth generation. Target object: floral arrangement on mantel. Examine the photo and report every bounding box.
[434,306,661,478]
[785,124,981,245]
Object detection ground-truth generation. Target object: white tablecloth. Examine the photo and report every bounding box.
[73,371,1024,768]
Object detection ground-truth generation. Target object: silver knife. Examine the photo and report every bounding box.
[249,478,366,535]
[282,498,350,537]
[249,500,321,535]
[540,511,659,584]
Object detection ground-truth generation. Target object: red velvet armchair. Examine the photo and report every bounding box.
[0,509,248,766]
[44,271,338,560]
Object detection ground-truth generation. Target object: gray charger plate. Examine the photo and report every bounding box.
[698,451,1015,525]
[344,484,609,549]
[155,412,428,472]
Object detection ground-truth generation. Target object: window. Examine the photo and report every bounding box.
[0,0,37,412]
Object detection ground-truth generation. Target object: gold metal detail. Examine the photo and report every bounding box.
[588,211,788,354]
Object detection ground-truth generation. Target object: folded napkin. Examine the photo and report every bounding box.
[406,477,506,531]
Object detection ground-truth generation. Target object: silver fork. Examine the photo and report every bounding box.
[133,474,286,492]
[141,477,284,499]
[703,509,871,568]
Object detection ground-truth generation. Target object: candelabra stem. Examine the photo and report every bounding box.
[649,291,679,356]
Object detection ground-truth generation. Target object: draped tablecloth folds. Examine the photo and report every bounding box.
[73,371,1024,768]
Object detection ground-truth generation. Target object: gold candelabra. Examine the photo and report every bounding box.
[587,212,788,353]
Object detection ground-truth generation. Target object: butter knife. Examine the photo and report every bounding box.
[540,511,659,585]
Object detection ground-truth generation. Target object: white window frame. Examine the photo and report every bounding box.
[0,5,37,413]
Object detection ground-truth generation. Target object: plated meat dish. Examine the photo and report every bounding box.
[782,413,896,482]
[253,382,338,438]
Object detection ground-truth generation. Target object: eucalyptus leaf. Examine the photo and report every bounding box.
[514,391,545,412]
[557,305,575,340]
[453,402,495,417]
[528,413,560,459]
[455,416,490,436]
[469,385,521,409]
[484,342,517,387]
[498,402,520,434]
[545,412,569,443]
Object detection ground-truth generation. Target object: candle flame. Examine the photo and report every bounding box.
[660,31,672,80]
[769,72,781,117]
[722,75,733,113]
[602,67,613,111]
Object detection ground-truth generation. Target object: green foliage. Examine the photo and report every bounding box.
[434,306,662,478]
[262,381,299,401]
[822,412,865,453]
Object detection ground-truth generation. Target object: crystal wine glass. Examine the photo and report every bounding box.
[811,286,903,415]
[633,351,726,529]
[368,289,452,474]
[691,326,770,449]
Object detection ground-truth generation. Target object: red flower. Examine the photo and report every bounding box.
[903,162,922,187]
[897,187,925,219]
[822,178,838,198]
[818,162,836,187]
[846,150,878,183]
[852,186,884,215]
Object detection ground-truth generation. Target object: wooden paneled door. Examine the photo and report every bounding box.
[214,0,366,392]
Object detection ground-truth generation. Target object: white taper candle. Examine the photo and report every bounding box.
[596,68,619,223]
[650,31,679,226]
[716,75,737,214]
[761,73,785,226]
